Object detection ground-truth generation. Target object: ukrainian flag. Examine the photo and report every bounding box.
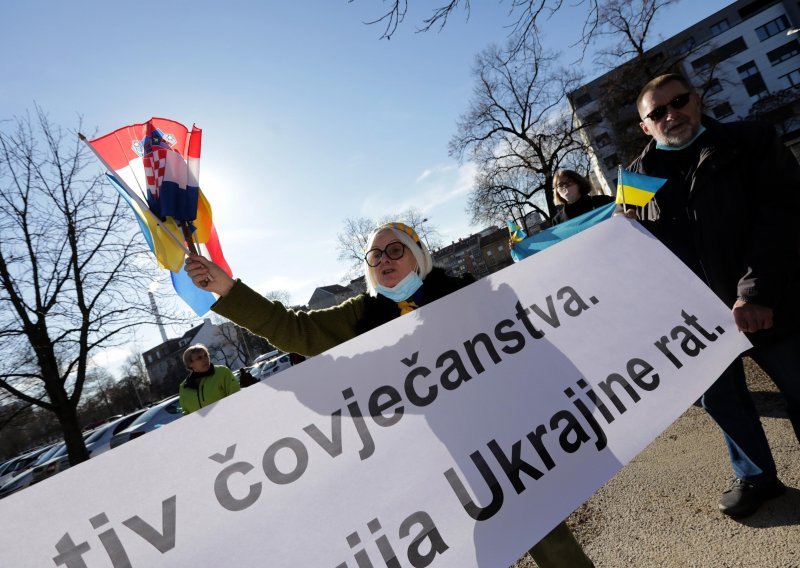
[616,169,667,207]
[108,174,186,272]
[109,174,217,315]
[506,220,528,243]
[510,202,615,262]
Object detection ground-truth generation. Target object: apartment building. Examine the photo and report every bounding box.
[569,0,800,191]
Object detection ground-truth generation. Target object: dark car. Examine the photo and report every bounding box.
[0,446,52,489]
[86,409,147,457]
[0,442,64,498]
[29,409,148,486]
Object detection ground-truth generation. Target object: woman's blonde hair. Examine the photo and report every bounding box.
[182,344,209,369]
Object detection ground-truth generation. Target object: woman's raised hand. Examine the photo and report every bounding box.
[185,254,235,297]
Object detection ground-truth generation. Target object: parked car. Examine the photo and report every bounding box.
[256,353,294,379]
[86,409,148,457]
[109,396,183,449]
[27,409,149,487]
[0,446,51,489]
[30,430,95,486]
[250,360,271,381]
[253,350,281,365]
[0,457,21,488]
[0,442,64,498]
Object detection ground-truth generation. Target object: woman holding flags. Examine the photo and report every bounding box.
[186,220,594,567]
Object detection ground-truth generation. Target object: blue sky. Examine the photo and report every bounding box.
[2,0,732,371]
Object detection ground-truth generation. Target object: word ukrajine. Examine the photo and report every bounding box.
[445,309,724,520]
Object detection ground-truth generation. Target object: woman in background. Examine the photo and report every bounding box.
[551,169,613,225]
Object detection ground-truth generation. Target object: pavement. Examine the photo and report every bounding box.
[512,358,800,568]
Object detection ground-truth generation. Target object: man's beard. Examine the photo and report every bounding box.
[663,121,697,146]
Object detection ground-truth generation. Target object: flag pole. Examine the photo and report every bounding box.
[79,133,191,256]
[617,165,628,213]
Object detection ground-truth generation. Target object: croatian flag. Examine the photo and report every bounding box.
[89,118,201,222]
[87,118,231,315]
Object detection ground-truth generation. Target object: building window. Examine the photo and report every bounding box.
[710,19,730,37]
[705,78,723,95]
[573,92,593,108]
[691,37,748,71]
[497,245,504,251]
[673,36,696,55]
[585,111,603,125]
[603,154,619,170]
[146,354,153,363]
[755,15,789,41]
[780,67,800,88]
[737,61,768,96]
[767,40,800,66]
[712,102,734,119]
[596,132,611,148]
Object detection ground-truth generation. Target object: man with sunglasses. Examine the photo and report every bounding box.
[626,73,800,519]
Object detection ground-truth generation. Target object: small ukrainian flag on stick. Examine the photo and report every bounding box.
[616,165,667,209]
[506,219,528,243]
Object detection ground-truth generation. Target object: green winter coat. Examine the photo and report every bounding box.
[179,365,240,415]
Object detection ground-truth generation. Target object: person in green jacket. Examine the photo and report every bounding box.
[186,221,594,568]
[178,344,240,415]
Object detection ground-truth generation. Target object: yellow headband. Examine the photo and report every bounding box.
[380,222,421,245]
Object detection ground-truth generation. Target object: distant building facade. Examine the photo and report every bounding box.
[307,283,360,310]
[432,226,515,279]
[433,233,487,279]
[569,0,800,191]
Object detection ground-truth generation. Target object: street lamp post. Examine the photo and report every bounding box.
[420,218,431,249]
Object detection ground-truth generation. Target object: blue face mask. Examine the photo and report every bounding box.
[375,271,424,302]
[656,124,706,151]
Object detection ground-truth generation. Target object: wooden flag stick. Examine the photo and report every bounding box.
[180,221,213,286]
[618,165,628,213]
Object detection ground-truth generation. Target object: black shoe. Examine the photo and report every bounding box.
[718,477,786,518]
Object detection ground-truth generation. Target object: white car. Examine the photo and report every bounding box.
[253,350,281,365]
[255,354,294,379]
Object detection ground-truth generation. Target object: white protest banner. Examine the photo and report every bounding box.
[0,218,751,567]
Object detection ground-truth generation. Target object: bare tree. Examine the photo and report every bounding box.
[592,0,677,68]
[85,368,117,416]
[336,217,376,280]
[265,290,292,305]
[353,0,603,55]
[467,167,547,230]
[577,0,717,168]
[208,320,247,368]
[451,39,590,223]
[394,208,442,251]
[120,352,150,408]
[0,109,162,466]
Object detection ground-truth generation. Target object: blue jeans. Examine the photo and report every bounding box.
[701,332,800,482]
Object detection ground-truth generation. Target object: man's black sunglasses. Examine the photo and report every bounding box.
[642,92,693,122]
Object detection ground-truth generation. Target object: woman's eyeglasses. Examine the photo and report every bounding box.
[365,242,407,267]
[642,92,693,122]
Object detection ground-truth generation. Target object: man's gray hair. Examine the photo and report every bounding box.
[636,73,695,115]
